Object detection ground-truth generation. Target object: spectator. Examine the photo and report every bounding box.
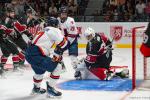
[68,2,74,15]
[135,0,146,20]
[113,9,119,21]
[17,0,26,16]
[69,0,78,14]
[145,1,150,20]
[59,0,68,7]
[49,3,58,16]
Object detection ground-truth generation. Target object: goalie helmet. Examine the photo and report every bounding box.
[84,27,95,40]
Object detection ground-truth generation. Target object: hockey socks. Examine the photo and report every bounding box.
[32,74,46,95]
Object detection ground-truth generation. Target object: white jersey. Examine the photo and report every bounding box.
[58,17,78,44]
[32,27,67,56]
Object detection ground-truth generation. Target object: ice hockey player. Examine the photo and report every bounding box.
[140,23,150,57]
[1,13,27,74]
[4,8,33,65]
[57,6,79,71]
[25,17,69,98]
[0,24,23,74]
[26,9,44,36]
[74,27,129,80]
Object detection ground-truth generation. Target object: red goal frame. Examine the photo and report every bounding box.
[132,26,146,90]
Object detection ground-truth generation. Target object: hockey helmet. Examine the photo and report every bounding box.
[26,9,32,14]
[45,17,59,27]
[6,7,15,18]
[7,7,15,13]
[59,6,68,23]
[84,27,95,37]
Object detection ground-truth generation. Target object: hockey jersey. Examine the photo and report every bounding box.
[4,17,32,39]
[26,17,43,37]
[85,33,112,68]
[32,27,68,56]
[57,17,78,44]
[140,23,150,57]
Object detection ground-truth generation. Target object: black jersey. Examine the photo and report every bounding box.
[4,16,32,39]
[85,33,112,68]
[144,23,150,47]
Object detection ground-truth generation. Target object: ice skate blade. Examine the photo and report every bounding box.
[46,94,62,99]
[30,92,45,96]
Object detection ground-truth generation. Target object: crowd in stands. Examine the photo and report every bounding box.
[102,0,150,22]
[0,0,150,22]
[0,0,88,17]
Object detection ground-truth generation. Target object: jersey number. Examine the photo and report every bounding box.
[70,26,75,31]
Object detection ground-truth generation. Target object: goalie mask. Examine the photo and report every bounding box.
[84,27,95,41]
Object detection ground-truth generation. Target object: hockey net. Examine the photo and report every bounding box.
[132,26,150,90]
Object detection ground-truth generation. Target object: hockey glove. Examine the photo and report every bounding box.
[52,52,62,62]
[28,35,33,40]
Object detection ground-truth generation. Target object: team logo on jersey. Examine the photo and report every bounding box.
[110,26,123,41]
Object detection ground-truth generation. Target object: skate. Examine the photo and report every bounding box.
[13,63,23,72]
[0,67,4,76]
[31,84,46,95]
[0,64,4,75]
[46,81,62,98]
[0,64,6,78]
[19,60,27,69]
[74,71,82,80]
[12,63,24,76]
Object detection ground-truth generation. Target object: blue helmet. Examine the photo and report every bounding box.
[46,17,59,27]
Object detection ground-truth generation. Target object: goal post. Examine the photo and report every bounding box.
[132,26,150,90]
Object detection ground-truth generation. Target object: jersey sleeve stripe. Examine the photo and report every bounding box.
[38,46,46,56]
[58,38,67,47]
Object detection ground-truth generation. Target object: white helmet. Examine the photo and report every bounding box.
[84,27,95,38]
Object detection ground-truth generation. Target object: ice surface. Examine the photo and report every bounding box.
[0,48,150,100]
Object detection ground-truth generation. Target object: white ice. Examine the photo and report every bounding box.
[0,48,150,100]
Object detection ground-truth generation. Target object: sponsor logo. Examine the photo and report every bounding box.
[110,26,123,41]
